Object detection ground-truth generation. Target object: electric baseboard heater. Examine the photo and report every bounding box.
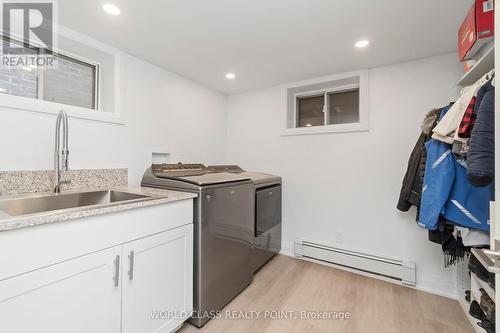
[294,240,416,286]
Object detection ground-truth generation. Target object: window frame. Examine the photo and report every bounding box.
[293,83,360,128]
[283,70,369,136]
[37,50,101,111]
[0,34,102,111]
[0,26,122,124]
[295,90,325,128]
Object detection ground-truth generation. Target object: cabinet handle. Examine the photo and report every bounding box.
[128,251,135,281]
[113,255,120,287]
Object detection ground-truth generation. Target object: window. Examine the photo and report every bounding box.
[284,71,368,135]
[42,53,98,109]
[0,36,99,110]
[327,89,359,125]
[297,94,324,127]
[296,88,360,128]
[0,30,119,123]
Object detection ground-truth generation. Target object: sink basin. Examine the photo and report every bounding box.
[0,190,152,217]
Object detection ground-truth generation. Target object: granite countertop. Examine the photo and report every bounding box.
[0,186,197,232]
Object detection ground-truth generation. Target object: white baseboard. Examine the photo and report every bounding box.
[411,283,457,300]
[279,240,295,257]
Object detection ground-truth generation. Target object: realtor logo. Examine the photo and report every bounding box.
[2,1,53,55]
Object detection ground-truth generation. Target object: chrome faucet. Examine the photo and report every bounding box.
[53,110,70,193]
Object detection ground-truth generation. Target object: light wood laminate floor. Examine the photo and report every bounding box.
[179,255,473,333]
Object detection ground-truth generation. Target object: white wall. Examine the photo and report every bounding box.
[225,53,463,297]
[0,36,465,298]
[0,53,227,184]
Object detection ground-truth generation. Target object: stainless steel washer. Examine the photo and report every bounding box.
[142,164,254,327]
[210,166,282,272]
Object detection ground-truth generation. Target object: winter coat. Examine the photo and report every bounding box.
[397,109,440,212]
[467,79,495,187]
[397,133,427,211]
[419,107,493,231]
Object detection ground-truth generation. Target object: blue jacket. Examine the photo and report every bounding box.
[419,109,493,232]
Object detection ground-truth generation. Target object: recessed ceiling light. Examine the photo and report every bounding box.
[305,123,312,127]
[355,40,370,48]
[225,73,236,80]
[102,3,121,16]
[0,88,6,92]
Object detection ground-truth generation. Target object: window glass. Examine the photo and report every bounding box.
[297,94,324,127]
[43,54,97,109]
[0,37,98,110]
[328,89,359,125]
[0,66,37,99]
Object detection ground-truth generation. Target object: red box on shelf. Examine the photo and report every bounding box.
[458,0,494,61]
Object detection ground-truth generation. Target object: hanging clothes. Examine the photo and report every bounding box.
[457,96,477,138]
[419,106,493,232]
[456,227,490,247]
[467,79,495,187]
[443,158,493,231]
[397,109,441,214]
[432,70,494,144]
[428,218,469,267]
[397,70,495,268]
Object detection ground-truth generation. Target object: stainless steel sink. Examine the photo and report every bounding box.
[0,190,153,217]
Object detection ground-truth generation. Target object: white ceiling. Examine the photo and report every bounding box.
[58,0,472,95]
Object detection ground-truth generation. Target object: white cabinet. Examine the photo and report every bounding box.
[122,224,193,333]
[0,200,194,333]
[0,246,122,333]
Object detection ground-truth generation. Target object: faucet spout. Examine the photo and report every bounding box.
[54,110,70,193]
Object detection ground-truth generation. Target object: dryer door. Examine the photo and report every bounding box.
[256,185,282,237]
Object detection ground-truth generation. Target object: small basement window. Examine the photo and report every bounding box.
[295,88,360,127]
[297,94,325,127]
[42,53,98,110]
[284,71,368,135]
[0,36,99,110]
[327,89,359,125]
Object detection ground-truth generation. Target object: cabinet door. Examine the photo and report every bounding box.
[0,246,122,333]
[122,224,193,333]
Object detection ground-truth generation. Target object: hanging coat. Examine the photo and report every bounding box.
[397,133,427,211]
[444,159,493,231]
[419,137,493,232]
[432,70,493,144]
[419,106,493,232]
[467,79,495,187]
[397,109,441,213]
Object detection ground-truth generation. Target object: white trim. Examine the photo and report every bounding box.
[281,123,369,136]
[294,83,360,98]
[0,24,123,124]
[57,25,122,123]
[0,93,122,124]
[284,69,367,89]
[283,69,369,136]
[410,281,458,300]
[294,89,327,98]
